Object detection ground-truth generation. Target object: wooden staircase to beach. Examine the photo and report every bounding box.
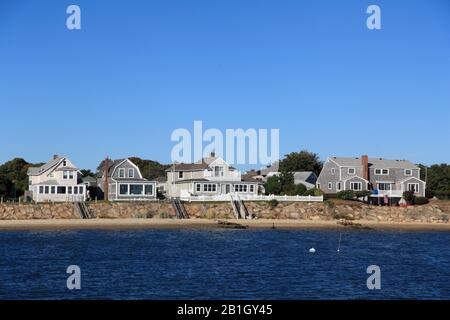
[230,195,249,219]
[74,201,95,219]
[171,198,189,219]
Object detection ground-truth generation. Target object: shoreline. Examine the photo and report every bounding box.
[0,218,449,231]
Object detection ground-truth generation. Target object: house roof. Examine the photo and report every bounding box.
[27,156,64,176]
[293,171,316,181]
[82,176,97,182]
[260,161,279,176]
[330,157,419,169]
[166,162,210,172]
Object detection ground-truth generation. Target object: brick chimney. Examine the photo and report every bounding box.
[361,155,369,181]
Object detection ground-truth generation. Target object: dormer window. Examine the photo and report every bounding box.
[118,168,125,178]
[404,169,412,176]
[128,168,134,178]
[348,168,356,175]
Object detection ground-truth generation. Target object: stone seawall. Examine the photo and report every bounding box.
[0,201,449,223]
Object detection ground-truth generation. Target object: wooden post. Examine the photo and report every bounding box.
[104,157,109,201]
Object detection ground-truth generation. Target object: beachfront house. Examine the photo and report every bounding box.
[27,155,86,202]
[316,155,426,201]
[165,152,262,199]
[98,158,157,201]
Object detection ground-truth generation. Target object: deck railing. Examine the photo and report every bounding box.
[180,194,323,202]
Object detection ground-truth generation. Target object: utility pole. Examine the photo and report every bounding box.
[104,157,109,201]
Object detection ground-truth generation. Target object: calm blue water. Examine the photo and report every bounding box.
[0,228,449,300]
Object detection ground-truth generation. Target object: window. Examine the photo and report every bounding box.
[408,183,419,193]
[68,187,72,194]
[375,169,389,175]
[179,171,184,179]
[377,183,392,191]
[44,186,49,194]
[331,168,336,175]
[144,184,153,195]
[350,182,362,191]
[39,186,44,194]
[62,160,67,166]
[214,166,224,177]
[328,182,332,190]
[196,184,201,192]
[317,183,321,189]
[130,184,143,195]
[119,184,129,195]
[202,184,216,192]
[57,186,66,194]
[337,182,342,191]
[51,186,55,194]
[118,168,125,178]
[404,169,412,176]
[128,169,134,178]
[63,171,68,179]
[250,185,254,193]
[74,187,78,194]
[69,171,74,179]
[348,168,356,175]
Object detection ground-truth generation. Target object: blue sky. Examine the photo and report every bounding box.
[0,0,449,171]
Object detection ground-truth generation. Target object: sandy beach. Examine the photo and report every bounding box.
[0,218,449,231]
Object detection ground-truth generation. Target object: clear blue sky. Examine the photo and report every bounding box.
[0,0,449,171]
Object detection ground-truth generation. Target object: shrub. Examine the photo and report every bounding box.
[414,197,429,205]
[355,191,372,199]
[336,190,355,200]
[402,191,415,204]
[295,184,307,196]
[303,188,324,197]
[159,212,169,218]
[268,199,279,208]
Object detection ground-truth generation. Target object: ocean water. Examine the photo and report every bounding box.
[0,228,449,300]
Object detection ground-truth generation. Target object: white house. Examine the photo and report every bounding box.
[27,155,86,202]
[166,153,262,199]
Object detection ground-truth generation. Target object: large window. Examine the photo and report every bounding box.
[119,184,129,195]
[350,182,362,191]
[57,186,66,194]
[130,184,143,195]
[214,166,224,177]
[408,183,419,193]
[377,183,392,191]
[234,184,248,193]
[202,184,217,192]
[144,184,153,195]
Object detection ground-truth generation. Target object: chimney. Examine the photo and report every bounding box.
[104,157,109,201]
[361,155,369,181]
[53,154,58,160]
[210,151,216,157]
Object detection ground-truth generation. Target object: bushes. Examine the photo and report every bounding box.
[414,197,429,205]
[336,190,355,200]
[303,188,324,196]
[402,191,415,204]
[268,199,279,208]
[295,184,307,196]
[355,190,372,198]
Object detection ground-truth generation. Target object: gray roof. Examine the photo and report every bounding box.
[330,157,419,169]
[27,156,64,176]
[82,176,97,182]
[293,171,316,181]
[260,161,279,176]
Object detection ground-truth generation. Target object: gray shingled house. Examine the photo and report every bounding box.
[316,155,426,201]
[98,158,157,201]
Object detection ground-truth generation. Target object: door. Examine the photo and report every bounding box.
[225,184,231,194]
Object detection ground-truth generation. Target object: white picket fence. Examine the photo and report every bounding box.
[180,194,323,202]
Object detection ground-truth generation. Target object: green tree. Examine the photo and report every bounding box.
[80,169,95,177]
[0,176,13,197]
[265,176,282,195]
[0,158,35,197]
[279,150,323,176]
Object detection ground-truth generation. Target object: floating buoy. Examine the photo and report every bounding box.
[309,248,316,253]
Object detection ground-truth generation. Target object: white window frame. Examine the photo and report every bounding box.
[348,168,356,175]
[350,181,362,191]
[407,183,420,193]
[375,168,389,175]
[128,168,134,178]
[118,168,125,178]
[404,169,412,176]
[328,182,332,190]
[331,168,336,175]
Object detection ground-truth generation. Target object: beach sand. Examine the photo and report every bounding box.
[0,218,449,231]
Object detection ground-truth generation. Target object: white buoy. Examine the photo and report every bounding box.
[309,248,316,253]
